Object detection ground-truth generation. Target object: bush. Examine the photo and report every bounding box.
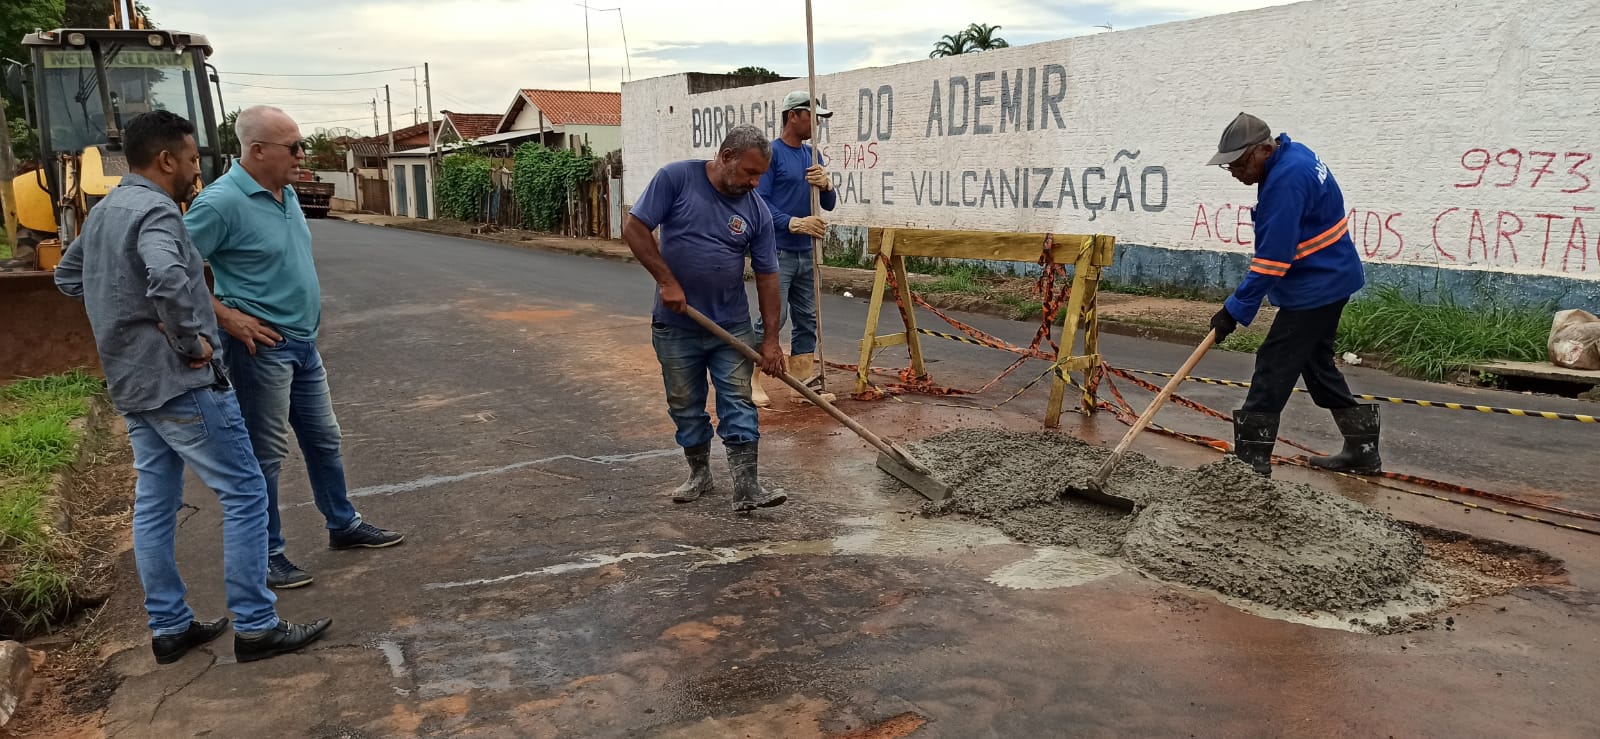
[436,151,494,222]
[511,143,595,231]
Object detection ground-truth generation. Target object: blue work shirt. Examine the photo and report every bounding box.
[1225,134,1365,325]
[756,138,836,253]
[184,165,322,340]
[631,160,778,331]
[54,173,222,413]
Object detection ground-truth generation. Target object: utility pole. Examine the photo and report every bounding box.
[424,62,435,148]
[582,5,593,90]
[385,84,395,156]
[424,62,437,219]
[412,70,420,125]
[372,98,380,137]
[0,99,20,250]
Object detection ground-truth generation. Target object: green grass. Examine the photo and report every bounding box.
[1335,286,1552,381]
[921,266,988,294]
[822,252,870,269]
[1218,331,1267,354]
[0,371,103,637]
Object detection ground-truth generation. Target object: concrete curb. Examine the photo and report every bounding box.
[0,641,34,727]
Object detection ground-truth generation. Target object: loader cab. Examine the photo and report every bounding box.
[6,29,224,245]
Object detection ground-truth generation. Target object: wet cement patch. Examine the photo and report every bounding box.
[908,429,1559,630]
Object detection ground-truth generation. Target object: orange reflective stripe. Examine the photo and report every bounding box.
[1250,258,1289,277]
[1296,218,1348,259]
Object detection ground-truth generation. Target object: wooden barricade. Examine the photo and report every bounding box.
[854,228,1117,426]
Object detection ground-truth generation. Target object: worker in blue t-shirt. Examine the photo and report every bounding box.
[1206,112,1381,478]
[750,91,838,406]
[624,125,790,512]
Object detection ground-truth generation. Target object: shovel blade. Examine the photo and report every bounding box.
[877,451,951,502]
[1060,480,1138,513]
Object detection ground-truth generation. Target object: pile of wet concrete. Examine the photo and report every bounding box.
[907,429,1426,614]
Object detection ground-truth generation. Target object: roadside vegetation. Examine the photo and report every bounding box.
[0,371,104,637]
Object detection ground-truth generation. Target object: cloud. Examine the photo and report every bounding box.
[153,0,1295,132]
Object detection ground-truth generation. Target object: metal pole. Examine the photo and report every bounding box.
[583,5,593,90]
[372,98,379,137]
[804,0,826,391]
[617,9,632,81]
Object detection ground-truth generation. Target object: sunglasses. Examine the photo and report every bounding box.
[258,139,306,155]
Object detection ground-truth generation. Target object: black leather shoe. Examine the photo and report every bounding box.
[234,618,333,663]
[152,618,229,665]
[329,521,405,550]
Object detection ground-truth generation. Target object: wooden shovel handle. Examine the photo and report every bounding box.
[681,306,899,460]
[1091,330,1218,486]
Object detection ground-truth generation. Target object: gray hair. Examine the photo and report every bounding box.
[235,105,291,147]
[718,125,770,160]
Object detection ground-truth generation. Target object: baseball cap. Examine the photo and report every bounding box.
[781,91,832,118]
[1206,112,1272,166]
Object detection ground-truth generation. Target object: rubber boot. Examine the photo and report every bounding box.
[1309,404,1383,474]
[671,443,715,503]
[726,442,786,512]
[789,353,816,385]
[750,374,772,408]
[1232,410,1279,477]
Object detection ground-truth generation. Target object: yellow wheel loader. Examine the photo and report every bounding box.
[1,25,225,379]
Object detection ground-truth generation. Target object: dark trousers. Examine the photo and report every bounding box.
[1241,299,1359,414]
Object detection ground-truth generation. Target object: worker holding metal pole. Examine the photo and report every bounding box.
[752,91,836,406]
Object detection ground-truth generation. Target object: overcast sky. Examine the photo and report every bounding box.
[151,0,1297,136]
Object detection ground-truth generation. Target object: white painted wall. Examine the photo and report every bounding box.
[510,101,547,132]
[312,170,356,202]
[567,124,622,155]
[622,0,1600,282]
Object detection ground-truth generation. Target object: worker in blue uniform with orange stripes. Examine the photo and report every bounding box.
[1206,112,1382,478]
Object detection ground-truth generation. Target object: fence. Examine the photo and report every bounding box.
[469,166,621,239]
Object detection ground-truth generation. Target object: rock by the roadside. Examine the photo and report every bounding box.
[0,640,35,727]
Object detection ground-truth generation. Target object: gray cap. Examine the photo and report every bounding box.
[1207,112,1272,166]
[781,90,832,118]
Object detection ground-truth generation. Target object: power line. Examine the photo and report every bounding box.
[230,100,376,107]
[221,66,414,78]
[297,115,377,125]
[221,81,380,93]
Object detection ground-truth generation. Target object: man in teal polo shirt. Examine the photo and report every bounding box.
[186,105,403,589]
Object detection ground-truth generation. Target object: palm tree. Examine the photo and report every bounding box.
[929,32,975,58]
[965,23,1009,50]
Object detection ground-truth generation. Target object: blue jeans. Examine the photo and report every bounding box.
[225,335,360,556]
[651,322,761,448]
[125,387,279,635]
[754,249,818,355]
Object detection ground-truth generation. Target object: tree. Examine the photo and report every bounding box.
[929,23,1010,58]
[730,66,781,81]
[928,32,974,58]
[8,117,40,163]
[965,23,1009,51]
[301,132,343,171]
[217,108,238,157]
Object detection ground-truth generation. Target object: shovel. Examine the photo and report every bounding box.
[682,306,951,502]
[1062,330,1219,512]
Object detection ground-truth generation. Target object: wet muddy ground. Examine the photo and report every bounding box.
[34,222,1600,738]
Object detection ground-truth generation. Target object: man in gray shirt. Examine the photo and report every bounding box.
[55,110,330,664]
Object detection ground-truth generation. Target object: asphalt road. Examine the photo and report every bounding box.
[85,220,1600,738]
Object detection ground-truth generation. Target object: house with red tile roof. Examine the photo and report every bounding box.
[497,89,622,155]
[437,111,503,144]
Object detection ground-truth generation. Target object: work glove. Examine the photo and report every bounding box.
[789,215,827,238]
[1210,306,1238,343]
[805,164,833,191]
